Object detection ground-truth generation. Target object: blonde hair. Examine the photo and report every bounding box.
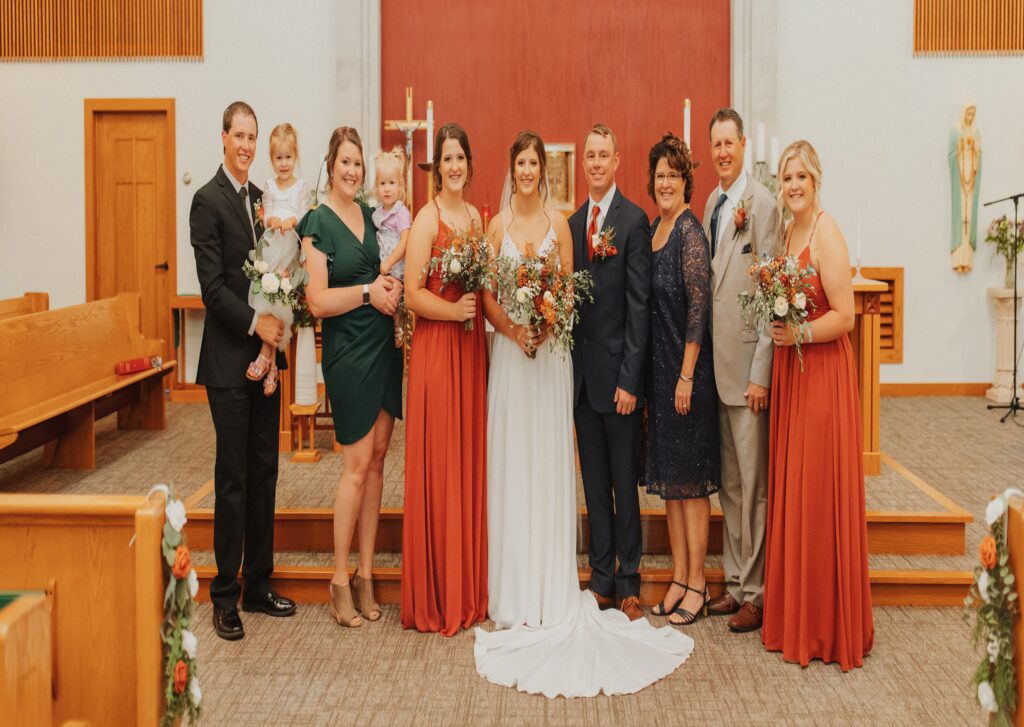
[587,123,617,151]
[374,146,408,202]
[268,122,299,161]
[776,139,823,211]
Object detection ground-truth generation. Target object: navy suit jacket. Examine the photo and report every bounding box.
[569,188,652,414]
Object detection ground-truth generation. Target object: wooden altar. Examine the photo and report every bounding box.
[851,274,888,476]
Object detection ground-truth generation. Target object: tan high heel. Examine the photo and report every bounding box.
[352,569,381,621]
[328,582,362,627]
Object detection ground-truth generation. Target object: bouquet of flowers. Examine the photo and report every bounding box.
[426,223,494,330]
[243,233,308,311]
[738,253,817,368]
[493,242,593,358]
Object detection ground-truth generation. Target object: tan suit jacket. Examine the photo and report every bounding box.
[703,178,783,407]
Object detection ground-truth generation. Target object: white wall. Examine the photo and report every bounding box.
[775,0,1024,383]
[0,0,378,379]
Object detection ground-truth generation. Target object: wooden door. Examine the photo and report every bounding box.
[85,100,176,358]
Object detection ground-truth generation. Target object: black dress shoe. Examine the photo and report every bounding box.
[241,589,297,617]
[212,606,245,641]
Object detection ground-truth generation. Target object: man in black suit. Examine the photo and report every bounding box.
[570,124,652,621]
[190,101,296,640]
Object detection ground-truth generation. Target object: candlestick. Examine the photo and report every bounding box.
[683,98,691,150]
[756,123,766,163]
[769,136,779,176]
[426,101,434,164]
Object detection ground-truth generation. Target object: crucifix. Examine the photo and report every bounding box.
[384,87,433,203]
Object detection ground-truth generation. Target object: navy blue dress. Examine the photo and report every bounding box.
[643,209,720,499]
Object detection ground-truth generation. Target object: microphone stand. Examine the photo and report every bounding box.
[985,192,1023,422]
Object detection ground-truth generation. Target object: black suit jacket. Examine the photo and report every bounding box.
[190,166,286,388]
[570,188,652,413]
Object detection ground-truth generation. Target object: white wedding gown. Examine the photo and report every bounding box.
[474,228,694,698]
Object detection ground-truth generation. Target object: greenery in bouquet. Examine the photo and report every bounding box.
[493,242,593,358]
[964,491,1019,726]
[426,223,494,330]
[738,253,817,369]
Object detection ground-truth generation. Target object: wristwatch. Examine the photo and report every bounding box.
[362,284,370,306]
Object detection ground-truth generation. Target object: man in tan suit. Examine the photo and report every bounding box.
[702,108,782,632]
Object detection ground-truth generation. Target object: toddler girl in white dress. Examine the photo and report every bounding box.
[372,147,412,346]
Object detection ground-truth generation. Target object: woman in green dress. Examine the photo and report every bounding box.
[299,126,403,628]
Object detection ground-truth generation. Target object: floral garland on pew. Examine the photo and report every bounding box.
[965,489,1022,726]
[148,484,202,725]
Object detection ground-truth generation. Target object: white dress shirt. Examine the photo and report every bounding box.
[222,164,261,336]
[711,169,748,257]
[586,182,617,235]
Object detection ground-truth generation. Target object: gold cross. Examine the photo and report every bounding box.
[384,87,429,201]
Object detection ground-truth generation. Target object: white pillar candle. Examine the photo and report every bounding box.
[744,144,753,175]
[426,101,434,163]
[769,136,780,176]
[756,122,766,163]
[683,98,691,149]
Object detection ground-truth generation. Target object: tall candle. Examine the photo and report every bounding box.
[769,136,779,176]
[744,145,753,175]
[683,98,691,150]
[756,122,766,163]
[426,101,434,163]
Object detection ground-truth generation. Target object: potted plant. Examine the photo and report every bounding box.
[985,215,1024,288]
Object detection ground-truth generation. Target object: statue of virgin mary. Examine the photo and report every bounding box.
[949,103,982,273]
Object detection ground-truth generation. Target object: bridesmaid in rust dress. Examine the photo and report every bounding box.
[401,123,488,635]
[762,140,874,671]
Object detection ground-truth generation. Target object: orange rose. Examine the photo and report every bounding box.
[980,536,998,570]
[172,545,192,579]
[173,659,188,694]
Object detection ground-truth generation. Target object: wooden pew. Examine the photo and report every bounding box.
[0,591,52,727]
[0,293,175,468]
[0,494,165,726]
[0,292,48,321]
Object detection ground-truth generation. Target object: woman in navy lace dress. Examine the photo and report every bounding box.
[643,134,720,626]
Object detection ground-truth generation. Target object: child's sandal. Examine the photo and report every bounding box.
[246,354,271,381]
[262,364,279,397]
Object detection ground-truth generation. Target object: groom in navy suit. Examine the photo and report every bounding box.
[570,124,652,621]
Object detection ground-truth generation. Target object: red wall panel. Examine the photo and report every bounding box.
[381,0,730,221]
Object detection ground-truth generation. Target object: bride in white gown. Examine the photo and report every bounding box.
[475,130,693,698]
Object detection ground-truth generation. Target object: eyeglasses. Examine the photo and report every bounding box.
[655,172,684,183]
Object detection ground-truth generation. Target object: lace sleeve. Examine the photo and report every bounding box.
[680,215,711,345]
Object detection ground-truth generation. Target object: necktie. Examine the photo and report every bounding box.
[709,192,728,259]
[587,205,601,262]
[239,185,256,243]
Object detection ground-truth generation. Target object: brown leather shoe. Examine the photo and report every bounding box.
[590,590,615,610]
[728,601,763,632]
[620,595,644,621]
[707,591,741,616]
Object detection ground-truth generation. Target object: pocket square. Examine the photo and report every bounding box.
[741,243,752,254]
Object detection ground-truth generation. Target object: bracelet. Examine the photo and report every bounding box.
[678,373,694,383]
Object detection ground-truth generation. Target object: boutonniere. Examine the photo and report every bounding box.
[732,197,752,238]
[592,227,618,259]
[253,198,264,226]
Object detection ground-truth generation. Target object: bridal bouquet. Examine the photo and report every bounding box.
[243,234,308,310]
[738,253,816,368]
[494,242,593,358]
[426,223,494,330]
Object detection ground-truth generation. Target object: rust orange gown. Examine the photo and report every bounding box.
[762,242,874,671]
[401,218,488,636]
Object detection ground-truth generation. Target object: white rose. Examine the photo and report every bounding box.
[449,258,463,275]
[254,260,269,274]
[794,292,807,310]
[187,568,199,598]
[986,497,1005,526]
[978,681,998,713]
[165,499,187,532]
[515,287,530,304]
[773,296,789,318]
[189,676,203,706]
[261,272,280,294]
[543,290,554,303]
[280,277,293,294]
[181,629,197,659]
[978,571,991,603]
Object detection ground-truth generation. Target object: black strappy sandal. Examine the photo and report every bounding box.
[670,583,709,626]
[651,580,687,617]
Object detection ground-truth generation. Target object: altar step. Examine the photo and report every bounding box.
[192,564,973,608]
[184,505,971,557]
